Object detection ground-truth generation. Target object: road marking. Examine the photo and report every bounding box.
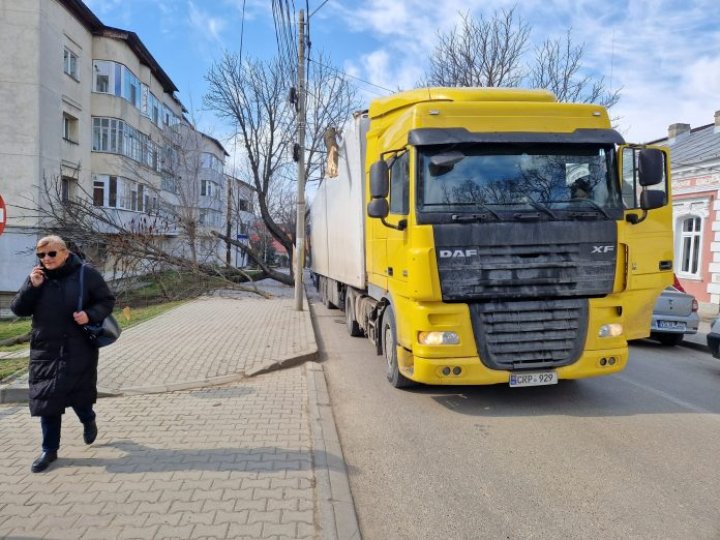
[616,373,719,418]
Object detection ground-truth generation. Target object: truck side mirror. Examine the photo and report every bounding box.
[640,189,666,210]
[638,149,664,186]
[370,160,389,198]
[367,198,389,218]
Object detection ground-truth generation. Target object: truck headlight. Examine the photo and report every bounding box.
[598,323,623,338]
[418,331,460,345]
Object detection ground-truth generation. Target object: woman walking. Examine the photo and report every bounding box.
[11,235,115,472]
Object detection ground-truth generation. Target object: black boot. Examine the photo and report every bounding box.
[83,420,97,444]
[31,451,57,473]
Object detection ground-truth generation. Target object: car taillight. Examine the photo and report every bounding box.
[692,299,698,312]
[673,274,686,292]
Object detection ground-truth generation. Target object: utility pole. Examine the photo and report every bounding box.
[225,175,232,266]
[294,9,306,311]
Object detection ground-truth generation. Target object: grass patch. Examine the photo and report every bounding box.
[0,319,31,342]
[115,301,186,329]
[0,357,28,382]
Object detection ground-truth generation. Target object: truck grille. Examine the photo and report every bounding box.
[433,221,617,301]
[469,298,588,370]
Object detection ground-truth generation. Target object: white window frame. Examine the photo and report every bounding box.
[62,113,78,143]
[93,60,113,93]
[201,179,215,197]
[679,215,702,277]
[64,48,78,79]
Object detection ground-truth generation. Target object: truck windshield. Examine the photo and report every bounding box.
[417,144,622,219]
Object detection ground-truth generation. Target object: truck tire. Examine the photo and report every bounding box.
[382,307,414,388]
[344,295,363,337]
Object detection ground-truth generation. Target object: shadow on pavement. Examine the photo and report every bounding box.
[58,439,356,475]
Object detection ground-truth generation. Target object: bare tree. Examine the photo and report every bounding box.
[422,8,530,88]
[530,30,620,108]
[14,160,270,302]
[421,8,619,107]
[204,51,358,285]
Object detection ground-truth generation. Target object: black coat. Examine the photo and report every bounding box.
[11,253,116,416]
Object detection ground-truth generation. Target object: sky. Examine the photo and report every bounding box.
[84,0,720,148]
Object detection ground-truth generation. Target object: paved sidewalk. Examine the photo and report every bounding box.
[0,281,360,539]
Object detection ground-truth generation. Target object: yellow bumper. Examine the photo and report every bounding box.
[401,346,628,386]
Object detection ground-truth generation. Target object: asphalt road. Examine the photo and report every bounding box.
[311,295,720,540]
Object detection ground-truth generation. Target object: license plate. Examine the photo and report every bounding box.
[657,320,686,331]
[509,371,558,388]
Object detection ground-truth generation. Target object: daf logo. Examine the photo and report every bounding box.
[592,245,614,254]
[440,249,478,258]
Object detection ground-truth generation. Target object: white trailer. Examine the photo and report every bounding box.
[310,113,369,314]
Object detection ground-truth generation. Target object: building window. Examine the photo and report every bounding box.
[680,216,702,275]
[201,180,215,197]
[61,177,71,202]
[92,117,158,171]
[93,60,112,93]
[64,48,78,79]
[202,152,224,173]
[93,175,121,208]
[62,113,78,143]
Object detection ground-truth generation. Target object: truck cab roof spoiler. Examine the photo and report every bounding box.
[408,128,626,146]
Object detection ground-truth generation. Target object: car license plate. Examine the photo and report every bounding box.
[657,320,686,331]
[509,371,558,388]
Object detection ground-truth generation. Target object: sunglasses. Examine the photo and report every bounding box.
[36,251,58,259]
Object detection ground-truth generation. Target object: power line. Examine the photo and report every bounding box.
[239,0,247,61]
[309,0,330,18]
[307,57,395,95]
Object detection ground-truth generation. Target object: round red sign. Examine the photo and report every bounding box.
[0,195,6,236]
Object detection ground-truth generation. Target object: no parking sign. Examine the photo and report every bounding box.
[0,195,6,236]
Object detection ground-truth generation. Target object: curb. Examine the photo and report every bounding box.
[306,362,361,540]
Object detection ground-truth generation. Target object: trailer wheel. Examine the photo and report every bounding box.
[344,295,363,337]
[382,307,413,388]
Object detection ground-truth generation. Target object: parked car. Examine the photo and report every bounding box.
[707,318,720,358]
[649,276,699,346]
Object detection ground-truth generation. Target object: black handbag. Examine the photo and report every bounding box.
[78,263,121,347]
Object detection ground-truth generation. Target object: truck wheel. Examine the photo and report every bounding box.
[654,333,684,347]
[382,307,413,388]
[345,295,363,337]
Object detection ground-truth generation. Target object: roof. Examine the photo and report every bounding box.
[61,0,178,94]
[201,133,230,157]
[650,123,720,167]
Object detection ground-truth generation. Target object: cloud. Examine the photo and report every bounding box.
[327,0,720,142]
[188,1,227,42]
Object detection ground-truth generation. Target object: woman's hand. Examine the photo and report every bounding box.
[30,266,45,288]
[73,311,90,325]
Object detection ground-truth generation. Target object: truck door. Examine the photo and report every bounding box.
[386,151,410,293]
[619,146,674,340]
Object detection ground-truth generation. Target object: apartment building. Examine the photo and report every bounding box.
[0,0,229,307]
[226,175,256,268]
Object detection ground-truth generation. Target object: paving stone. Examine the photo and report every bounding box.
[227,521,264,538]
[263,522,298,537]
[192,523,230,538]
[0,289,334,540]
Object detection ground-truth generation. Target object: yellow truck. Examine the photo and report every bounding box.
[310,87,672,388]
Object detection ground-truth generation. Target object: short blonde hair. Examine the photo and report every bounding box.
[37,235,68,250]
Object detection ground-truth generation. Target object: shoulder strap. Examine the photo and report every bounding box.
[77,263,86,312]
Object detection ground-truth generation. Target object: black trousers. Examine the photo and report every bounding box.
[40,405,95,452]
